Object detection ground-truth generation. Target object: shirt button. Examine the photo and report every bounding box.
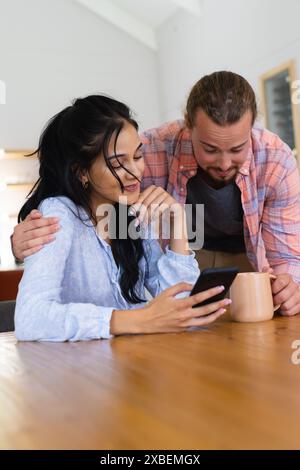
[189,170,195,176]
[180,165,184,170]
[180,188,184,192]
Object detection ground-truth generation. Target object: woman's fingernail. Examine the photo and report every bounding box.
[218,285,225,291]
[219,309,226,314]
[224,299,232,305]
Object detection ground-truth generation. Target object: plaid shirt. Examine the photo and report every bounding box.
[141,120,300,283]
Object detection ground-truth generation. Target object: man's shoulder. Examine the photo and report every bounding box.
[251,126,290,153]
[141,119,187,144]
[251,127,297,180]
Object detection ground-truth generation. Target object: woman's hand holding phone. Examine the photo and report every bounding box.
[110,282,231,335]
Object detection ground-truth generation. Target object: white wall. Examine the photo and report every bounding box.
[0,0,161,149]
[2,0,299,145]
[157,0,300,122]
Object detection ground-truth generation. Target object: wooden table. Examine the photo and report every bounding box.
[0,311,300,450]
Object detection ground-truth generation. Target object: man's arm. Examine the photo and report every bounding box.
[12,209,60,262]
[262,149,300,315]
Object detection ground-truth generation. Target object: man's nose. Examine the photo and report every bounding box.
[218,154,232,171]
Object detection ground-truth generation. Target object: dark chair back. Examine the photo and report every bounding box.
[0,301,15,332]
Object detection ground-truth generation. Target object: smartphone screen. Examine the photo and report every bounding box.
[190,267,239,308]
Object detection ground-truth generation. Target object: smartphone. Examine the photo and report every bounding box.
[190,267,239,308]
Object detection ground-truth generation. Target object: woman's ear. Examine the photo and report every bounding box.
[79,172,89,190]
[80,174,89,190]
[73,165,88,187]
[80,174,89,186]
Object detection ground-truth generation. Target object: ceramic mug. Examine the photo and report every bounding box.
[230,272,281,322]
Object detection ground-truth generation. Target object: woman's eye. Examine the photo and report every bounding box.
[204,149,217,154]
[111,161,123,170]
[111,155,143,170]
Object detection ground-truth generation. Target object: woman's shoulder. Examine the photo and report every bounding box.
[38,196,79,221]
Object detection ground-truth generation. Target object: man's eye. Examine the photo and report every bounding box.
[231,148,243,153]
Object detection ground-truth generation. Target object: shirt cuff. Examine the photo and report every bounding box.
[99,307,115,339]
[164,245,197,265]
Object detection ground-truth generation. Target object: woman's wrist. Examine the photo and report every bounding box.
[169,208,190,255]
[110,307,145,335]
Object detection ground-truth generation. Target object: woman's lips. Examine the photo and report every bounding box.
[125,183,139,192]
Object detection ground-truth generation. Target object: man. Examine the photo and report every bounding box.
[12,71,300,316]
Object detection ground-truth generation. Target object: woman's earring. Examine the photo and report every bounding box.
[82,181,89,190]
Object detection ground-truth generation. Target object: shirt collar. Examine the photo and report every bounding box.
[238,145,252,176]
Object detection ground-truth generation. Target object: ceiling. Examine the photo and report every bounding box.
[112,0,179,28]
[75,0,203,50]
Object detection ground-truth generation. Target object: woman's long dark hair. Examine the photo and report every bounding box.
[18,95,146,304]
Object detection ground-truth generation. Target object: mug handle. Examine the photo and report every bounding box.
[269,274,281,311]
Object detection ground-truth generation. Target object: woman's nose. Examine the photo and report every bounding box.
[125,163,141,179]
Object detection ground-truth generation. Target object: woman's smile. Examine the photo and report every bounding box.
[124,182,140,193]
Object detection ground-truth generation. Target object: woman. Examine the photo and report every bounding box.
[15,95,230,341]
